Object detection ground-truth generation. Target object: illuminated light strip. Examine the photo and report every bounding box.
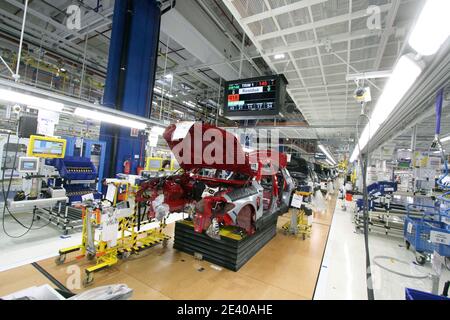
[349,55,422,162]
[408,0,450,56]
[318,144,337,165]
[74,108,147,129]
[0,88,64,112]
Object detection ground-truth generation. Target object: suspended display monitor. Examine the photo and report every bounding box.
[223,75,288,120]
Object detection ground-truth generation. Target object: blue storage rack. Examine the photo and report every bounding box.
[367,181,398,197]
[49,156,102,204]
[64,137,106,191]
[404,203,450,260]
[53,156,98,181]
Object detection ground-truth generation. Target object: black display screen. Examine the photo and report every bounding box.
[223,75,287,120]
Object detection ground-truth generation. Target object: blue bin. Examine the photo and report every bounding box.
[405,288,449,300]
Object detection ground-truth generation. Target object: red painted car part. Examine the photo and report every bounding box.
[135,123,292,236]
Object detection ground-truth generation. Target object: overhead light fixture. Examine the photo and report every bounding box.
[408,0,450,56]
[318,144,336,165]
[150,126,165,136]
[0,88,64,112]
[183,100,197,108]
[153,87,162,94]
[274,53,286,60]
[349,55,422,162]
[441,135,450,142]
[164,74,173,80]
[74,108,147,129]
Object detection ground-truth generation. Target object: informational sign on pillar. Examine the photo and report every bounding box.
[37,109,59,136]
[130,128,139,137]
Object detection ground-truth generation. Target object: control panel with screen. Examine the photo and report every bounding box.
[223,74,287,120]
[146,157,163,171]
[18,157,40,173]
[27,135,66,159]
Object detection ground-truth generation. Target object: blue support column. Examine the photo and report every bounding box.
[100,0,161,177]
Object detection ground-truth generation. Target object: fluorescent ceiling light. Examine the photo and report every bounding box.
[153,87,162,94]
[0,88,64,112]
[325,159,334,166]
[164,74,173,80]
[441,135,450,142]
[151,126,165,135]
[318,144,336,165]
[183,100,197,108]
[349,55,422,163]
[274,53,285,60]
[74,108,147,129]
[408,0,450,56]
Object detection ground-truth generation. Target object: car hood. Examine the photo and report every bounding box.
[163,122,255,176]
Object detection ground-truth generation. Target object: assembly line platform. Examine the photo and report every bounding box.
[0,196,336,300]
[173,214,278,271]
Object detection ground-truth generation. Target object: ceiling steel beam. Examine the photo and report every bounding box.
[161,1,254,81]
[346,70,392,81]
[239,0,327,25]
[0,9,107,70]
[256,4,391,42]
[260,0,314,123]
[5,0,86,42]
[262,28,402,56]
[373,0,401,71]
[196,0,263,76]
[306,4,331,120]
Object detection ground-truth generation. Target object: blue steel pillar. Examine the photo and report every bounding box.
[100,0,161,177]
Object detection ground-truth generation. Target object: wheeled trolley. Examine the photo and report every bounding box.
[404,203,450,265]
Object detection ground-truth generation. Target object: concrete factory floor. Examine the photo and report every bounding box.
[0,198,336,300]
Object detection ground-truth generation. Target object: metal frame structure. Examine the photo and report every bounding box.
[221,0,421,136]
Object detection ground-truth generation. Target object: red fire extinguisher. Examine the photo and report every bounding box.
[123,159,131,174]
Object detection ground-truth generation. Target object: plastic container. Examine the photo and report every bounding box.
[405,288,449,300]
